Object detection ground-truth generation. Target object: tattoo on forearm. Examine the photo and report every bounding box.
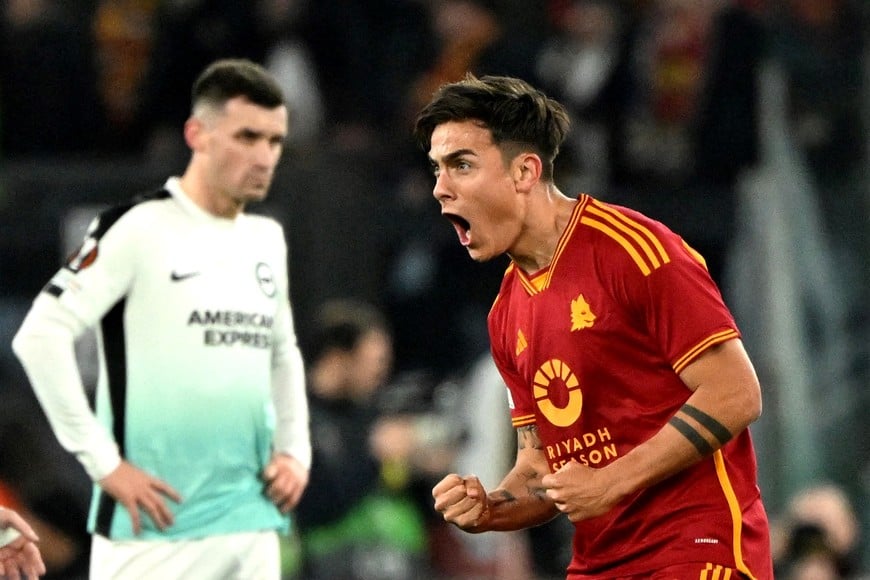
[512,426,549,501]
[668,416,714,456]
[517,425,542,450]
[680,404,733,445]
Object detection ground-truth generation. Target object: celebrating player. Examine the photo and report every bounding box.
[415,74,773,578]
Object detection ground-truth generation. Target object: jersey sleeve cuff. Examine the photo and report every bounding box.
[80,443,122,482]
[278,443,311,471]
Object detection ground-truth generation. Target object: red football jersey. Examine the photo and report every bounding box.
[488,195,772,578]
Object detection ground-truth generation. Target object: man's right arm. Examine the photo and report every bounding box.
[433,425,559,533]
[12,295,122,481]
[13,292,182,535]
[13,207,186,534]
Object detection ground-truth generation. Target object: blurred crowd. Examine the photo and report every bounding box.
[0,0,868,578]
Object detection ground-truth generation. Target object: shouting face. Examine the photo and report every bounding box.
[428,120,528,263]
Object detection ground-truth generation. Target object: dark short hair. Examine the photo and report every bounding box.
[305,299,390,364]
[191,58,285,112]
[414,74,571,181]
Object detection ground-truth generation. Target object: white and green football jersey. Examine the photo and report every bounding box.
[14,178,310,540]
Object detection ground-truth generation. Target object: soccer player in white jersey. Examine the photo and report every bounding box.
[12,58,311,580]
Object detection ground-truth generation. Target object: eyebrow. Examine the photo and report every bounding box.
[429,148,476,166]
[236,127,287,141]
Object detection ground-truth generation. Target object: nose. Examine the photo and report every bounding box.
[432,171,453,203]
[254,139,280,168]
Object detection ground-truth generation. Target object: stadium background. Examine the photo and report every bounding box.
[0,0,867,576]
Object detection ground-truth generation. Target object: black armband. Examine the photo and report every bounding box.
[668,416,714,456]
[680,403,733,446]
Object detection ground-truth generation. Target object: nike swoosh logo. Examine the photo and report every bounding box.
[170,271,200,282]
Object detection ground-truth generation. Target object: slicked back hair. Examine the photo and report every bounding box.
[414,74,571,181]
[191,58,285,114]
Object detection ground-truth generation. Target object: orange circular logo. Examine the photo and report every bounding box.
[533,359,582,427]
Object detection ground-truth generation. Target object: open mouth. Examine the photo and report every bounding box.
[444,213,471,246]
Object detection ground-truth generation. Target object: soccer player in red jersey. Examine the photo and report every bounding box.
[414,74,773,579]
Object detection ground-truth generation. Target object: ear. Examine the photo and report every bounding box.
[512,152,543,193]
[184,117,206,151]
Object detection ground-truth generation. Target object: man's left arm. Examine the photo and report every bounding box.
[264,305,311,511]
[543,339,761,521]
[263,235,311,513]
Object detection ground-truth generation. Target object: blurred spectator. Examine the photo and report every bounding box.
[536,0,628,194]
[136,0,268,161]
[299,0,433,154]
[772,483,864,579]
[406,0,544,124]
[0,0,105,157]
[771,0,866,186]
[407,0,504,116]
[692,0,764,190]
[91,0,159,152]
[610,0,722,185]
[293,299,458,580]
[581,0,765,287]
[258,0,325,147]
[381,158,509,382]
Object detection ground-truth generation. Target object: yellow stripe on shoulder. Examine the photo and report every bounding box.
[581,216,651,275]
[581,201,670,276]
[673,329,739,374]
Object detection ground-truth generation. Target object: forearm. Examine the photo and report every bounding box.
[271,323,311,470]
[471,484,559,532]
[471,425,559,532]
[607,354,761,499]
[604,416,711,500]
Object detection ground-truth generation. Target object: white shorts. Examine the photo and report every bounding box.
[89,530,280,580]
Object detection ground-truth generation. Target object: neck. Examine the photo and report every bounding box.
[179,169,243,219]
[509,186,576,274]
